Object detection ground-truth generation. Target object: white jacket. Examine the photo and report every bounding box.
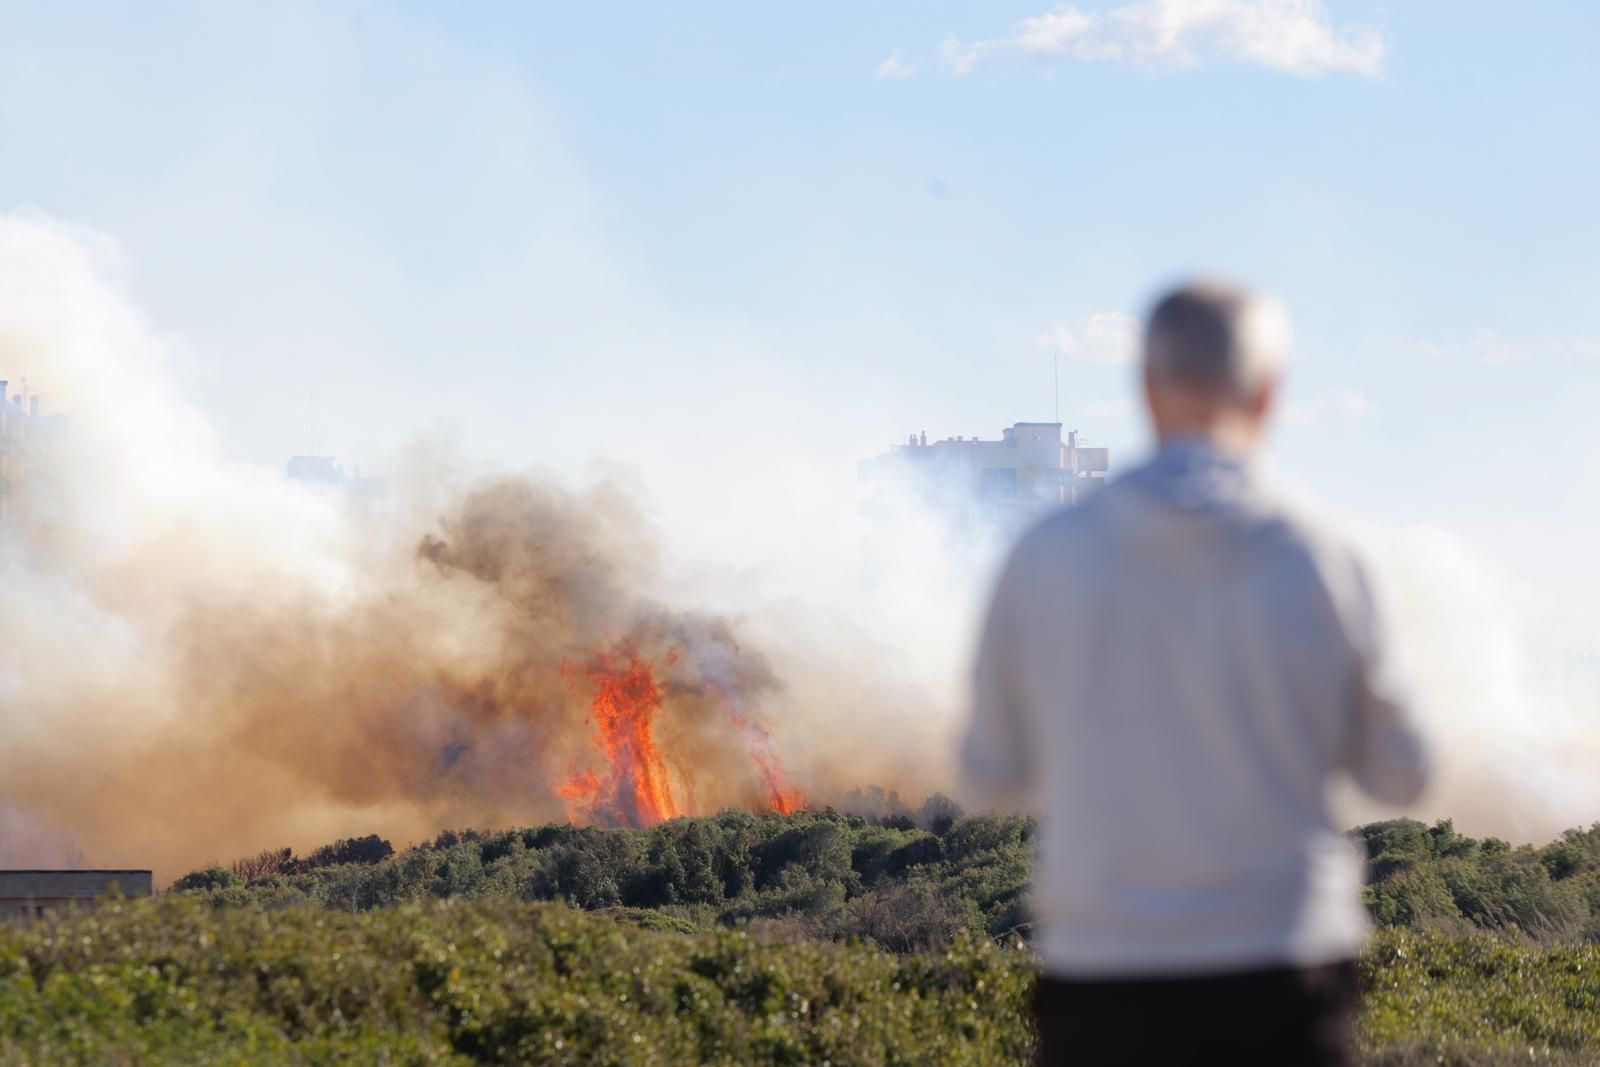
[962,442,1430,976]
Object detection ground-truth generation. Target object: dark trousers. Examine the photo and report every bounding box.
[1034,960,1358,1067]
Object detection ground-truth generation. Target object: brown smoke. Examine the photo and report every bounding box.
[7,215,1592,883]
[0,216,840,879]
[2,470,800,876]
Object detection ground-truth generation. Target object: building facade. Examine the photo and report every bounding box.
[0,379,71,523]
[0,870,153,922]
[286,455,386,501]
[860,421,1110,533]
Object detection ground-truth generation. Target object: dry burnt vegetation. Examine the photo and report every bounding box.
[3,810,1600,1064]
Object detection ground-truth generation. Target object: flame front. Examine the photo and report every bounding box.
[559,646,682,827]
[559,643,807,827]
[733,714,807,815]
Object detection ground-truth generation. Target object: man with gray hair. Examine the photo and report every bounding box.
[962,280,1430,1065]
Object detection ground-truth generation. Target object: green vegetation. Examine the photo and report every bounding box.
[174,811,1600,948]
[0,895,1033,1065]
[1358,930,1600,1065]
[2,897,1598,1065]
[4,811,1600,1063]
[1357,819,1600,942]
[174,809,1034,952]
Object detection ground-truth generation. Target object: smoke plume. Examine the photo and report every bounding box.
[1,213,1596,881]
[1346,526,1600,840]
[0,215,815,876]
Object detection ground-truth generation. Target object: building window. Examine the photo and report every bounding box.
[978,467,1019,499]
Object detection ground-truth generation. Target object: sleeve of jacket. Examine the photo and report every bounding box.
[1339,554,1432,806]
[960,546,1038,812]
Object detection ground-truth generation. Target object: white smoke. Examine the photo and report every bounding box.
[1352,526,1600,839]
[0,212,950,875]
[1,209,1596,885]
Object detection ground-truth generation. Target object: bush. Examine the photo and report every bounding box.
[304,833,395,869]
[0,896,1036,1065]
[173,813,1600,955]
[3,898,1599,1065]
[1359,928,1600,1061]
[171,810,1031,952]
[169,865,238,892]
[1358,819,1600,942]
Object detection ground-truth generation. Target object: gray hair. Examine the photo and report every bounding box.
[1143,280,1289,396]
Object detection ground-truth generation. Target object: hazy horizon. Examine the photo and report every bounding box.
[1,1,1597,872]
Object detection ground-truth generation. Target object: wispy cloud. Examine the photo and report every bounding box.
[1283,384,1379,429]
[1330,385,1376,419]
[1039,310,1140,366]
[1407,328,1600,367]
[875,49,913,79]
[942,0,1385,78]
[940,37,981,76]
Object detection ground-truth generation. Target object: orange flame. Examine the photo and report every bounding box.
[559,646,682,827]
[560,644,806,826]
[730,712,807,815]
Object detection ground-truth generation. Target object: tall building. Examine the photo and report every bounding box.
[860,421,1109,534]
[286,455,386,502]
[0,380,71,523]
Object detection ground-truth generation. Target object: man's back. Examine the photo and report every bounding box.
[963,442,1429,976]
[969,280,1432,1065]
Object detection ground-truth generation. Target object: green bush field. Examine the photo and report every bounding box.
[3,810,1599,1065]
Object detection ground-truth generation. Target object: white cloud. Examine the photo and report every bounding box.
[1407,328,1600,367]
[1282,384,1379,428]
[1569,338,1600,363]
[1331,385,1376,419]
[1039,310,1140,366]
[940,36,980,76]
[875,49,913,79]
[946,0,1385,78]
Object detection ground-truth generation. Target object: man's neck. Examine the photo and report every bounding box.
[1155,425,1260,461]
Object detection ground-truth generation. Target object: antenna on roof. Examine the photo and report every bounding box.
[1053,350,1060,424]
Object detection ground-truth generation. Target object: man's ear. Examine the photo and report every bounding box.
[1249,375,1278,424]
[1141,363,1161,419]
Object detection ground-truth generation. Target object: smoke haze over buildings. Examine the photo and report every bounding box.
[0,213,1596,880]
[0,215,913,874]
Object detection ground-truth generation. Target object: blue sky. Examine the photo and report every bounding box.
[1,0,1596,596]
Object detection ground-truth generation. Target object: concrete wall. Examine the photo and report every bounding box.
[0,870,153,921]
